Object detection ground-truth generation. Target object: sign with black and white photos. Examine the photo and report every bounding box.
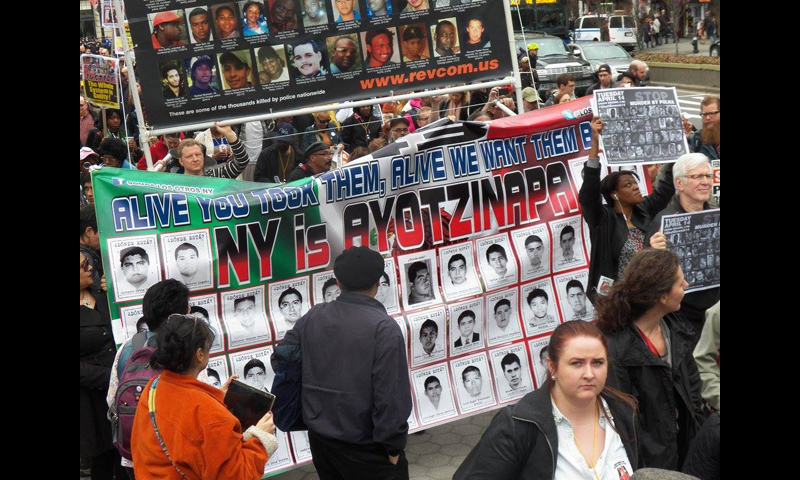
[398,250,443,311]
[221,286,271,349]
[521,279,560,337]
[408,307,447,368]
[450,352,496,414]
[268,277,311,340]
[550,215,587,273]
[160,229,214,291]
[189,293,224,354]
[204,356,229,389]
[661,209,720,293]
[476,233,518,291]
[486,288,523,347]
[448,298,485,357]
[528,337,551,389]
[119,304,145,342]
[229,346,274,393]
[377,257,401,315]
[511,224,551,282]
[264,429,295,474]
[490,343,534,403]
[312,270,340,305]
[107,235,162,302]
[592,87,689,165]
[290,431,312,464]
[412,363,458,426]
[554,270,595,322]
[438,241,482,301]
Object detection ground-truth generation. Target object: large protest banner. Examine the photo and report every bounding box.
[94,95,639,476]
[123,0,514,132]
[82,54,121,108]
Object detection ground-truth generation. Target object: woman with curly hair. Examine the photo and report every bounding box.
[596,249,706,471]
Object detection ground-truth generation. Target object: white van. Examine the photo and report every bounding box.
[571,14,637,50]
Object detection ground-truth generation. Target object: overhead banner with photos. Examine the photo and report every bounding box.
[82,54,121,108]
[94,95,650,477]
[124,0,514,132]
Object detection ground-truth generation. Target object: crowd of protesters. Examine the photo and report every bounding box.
[81,29,720,480]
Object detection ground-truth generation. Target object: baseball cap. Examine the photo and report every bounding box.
[522,87,542,103]
[597,64,612,75]
[153,11,182,27]
[80,147,98,161]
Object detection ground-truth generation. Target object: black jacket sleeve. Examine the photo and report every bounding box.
[371,321,412,453]
[578,157,605,229]
[453,408,528,480]
[253,147,273,183]
[682,412,720,480]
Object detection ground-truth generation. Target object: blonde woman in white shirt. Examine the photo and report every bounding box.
[454,321,642,479]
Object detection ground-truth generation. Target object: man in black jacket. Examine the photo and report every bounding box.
[277,247,412,479]
[341,105,381,153]
[286,142,334,182]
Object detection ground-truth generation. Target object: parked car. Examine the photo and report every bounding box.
[570,14,637,51]
[710,40,720,57]
[567,41,649,82]
[515,32,594,99]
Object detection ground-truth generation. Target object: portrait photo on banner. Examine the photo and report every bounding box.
[220,285,272,348]
[476,233,518,291]
[412,363,458,426]
[490,342,534,404]
[409,307,447,368]
[399,250,443,311]
[485,287,523,346]
[521,278,560,337]
[448,297,485,357]
[107,235,162,302]
[268,277,311,340]
[450,351,496,414]
[160,229,214,291]
[438,241,482,301]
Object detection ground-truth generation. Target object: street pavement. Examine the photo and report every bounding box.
[270,410,497,480]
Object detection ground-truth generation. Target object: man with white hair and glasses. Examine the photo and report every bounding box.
[646,153,719,345]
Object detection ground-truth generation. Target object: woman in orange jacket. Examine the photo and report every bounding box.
[131,315,278,479]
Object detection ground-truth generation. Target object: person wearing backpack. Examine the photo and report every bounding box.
[81,250,126,480]
[106,279,199,479]
[131,314,278,478]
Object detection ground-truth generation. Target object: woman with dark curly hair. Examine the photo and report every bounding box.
[96,138,135,169]
[596,249,706,471]
[131,314,278,478]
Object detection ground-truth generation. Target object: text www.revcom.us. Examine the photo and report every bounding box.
[359,60,501,89]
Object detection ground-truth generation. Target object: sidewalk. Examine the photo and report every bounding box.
[271,410,497,480]
[636,37,714,57]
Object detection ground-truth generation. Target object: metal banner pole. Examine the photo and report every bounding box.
[147,77,515,136]
[112,0,154,170]
[504,0,525,113]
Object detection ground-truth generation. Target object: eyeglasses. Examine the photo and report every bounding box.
[391,128,409,134]
[700,111,719,119]
[685,174,713,181]
[80,258,91,272]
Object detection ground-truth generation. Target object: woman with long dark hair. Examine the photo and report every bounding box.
[597,249,706,470]
[131,315,278,478]
[454,321,642,479]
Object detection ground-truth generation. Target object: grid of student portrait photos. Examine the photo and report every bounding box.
[129,0,507,129]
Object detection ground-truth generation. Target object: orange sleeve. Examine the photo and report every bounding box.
[192,420,269,480]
